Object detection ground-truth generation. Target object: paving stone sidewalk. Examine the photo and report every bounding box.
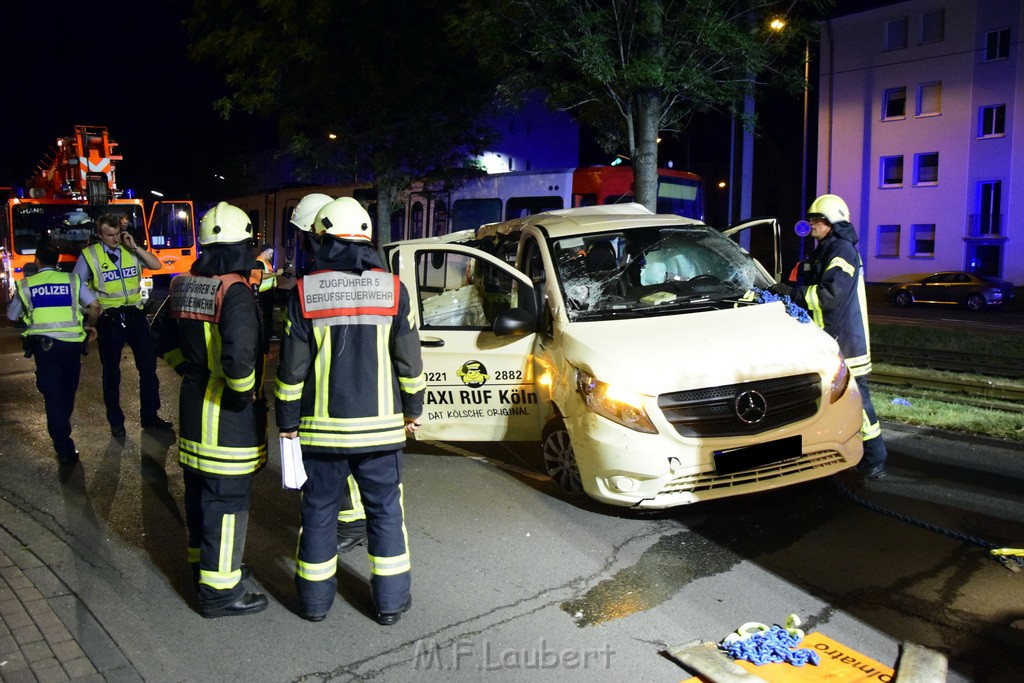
[0,527,140,683]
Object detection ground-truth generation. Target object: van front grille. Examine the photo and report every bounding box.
[658,373,821,438]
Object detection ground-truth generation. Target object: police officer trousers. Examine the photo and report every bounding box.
[97,308,161,428]
[296,450,410,616]
[31,337,85,461]
[182,470,252,612]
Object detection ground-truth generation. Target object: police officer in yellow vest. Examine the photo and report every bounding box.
[254,243,283,342]
[7,243,101,464]
[73,213,172,437]
[276,197,425,625]
[155,202,269,618]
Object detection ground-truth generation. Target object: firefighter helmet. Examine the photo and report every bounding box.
[290,193,333,232]
[806,194,850,225]
[199,202,254,246]
[313,197,373,242]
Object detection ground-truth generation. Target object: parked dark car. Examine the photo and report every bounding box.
[886,272,1017,311]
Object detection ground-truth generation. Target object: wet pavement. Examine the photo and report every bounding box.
[2,319,1024,681]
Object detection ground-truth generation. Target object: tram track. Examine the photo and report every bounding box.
[871,343,1024,413]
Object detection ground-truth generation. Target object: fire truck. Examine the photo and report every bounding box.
[1,125,196,303]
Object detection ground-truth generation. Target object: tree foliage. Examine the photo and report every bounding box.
[187,0,499,241]
[453,0,831,212]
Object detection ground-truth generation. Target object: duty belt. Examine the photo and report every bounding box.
[101,306,143,328]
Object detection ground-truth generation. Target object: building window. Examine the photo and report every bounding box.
[976,181,1002,235]
[979,104,1006,137]
[880,155,904,187]
[883,87,906,119]
[914,152,939,185]
[917,82,941,116]
[911,224,935,257]
[920,9,944,44]
[877,225,901,258]
[985,28,1010,61]
[885,17,908,50]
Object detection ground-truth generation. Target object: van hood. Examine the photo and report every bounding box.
[560,302,842,395]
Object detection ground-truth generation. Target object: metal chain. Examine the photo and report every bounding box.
[833,477,1024,571]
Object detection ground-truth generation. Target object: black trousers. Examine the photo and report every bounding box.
[31,337,85,461]
[97,309,161,427]
[183,470,253,611]
[258,290,275,340]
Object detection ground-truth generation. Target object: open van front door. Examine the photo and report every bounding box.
[723,217,782,282]
[389,242,545,443]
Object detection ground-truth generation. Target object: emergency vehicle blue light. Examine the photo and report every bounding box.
[15,187,25,198]
[125,188,134,199]
[14,267,22,273]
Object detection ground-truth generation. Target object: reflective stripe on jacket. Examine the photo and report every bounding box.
[274,268,425,454]
[791,231,872,377]
[159,272,267,477]
[257,257,275,293]
[80,243,142,309]
[16,270,86,341]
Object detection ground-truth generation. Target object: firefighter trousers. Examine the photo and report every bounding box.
[296,451,410,616]
[337,466,367,540]
[855,375,888,469]
[183,470,252,612]
[97,311,161,428]
[31,338,85,461]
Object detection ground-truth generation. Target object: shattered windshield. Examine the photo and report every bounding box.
[552,225,772,321]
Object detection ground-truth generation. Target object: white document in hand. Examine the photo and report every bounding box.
[280,435,307,489]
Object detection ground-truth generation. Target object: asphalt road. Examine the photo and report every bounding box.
[1,314,1023,682]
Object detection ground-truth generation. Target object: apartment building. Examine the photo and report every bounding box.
[817,0,1022,283]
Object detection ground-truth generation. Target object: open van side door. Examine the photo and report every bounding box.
[723,217,782,282]
[388,242,545,442]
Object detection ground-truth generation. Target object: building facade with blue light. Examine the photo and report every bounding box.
[817,0,1022,284]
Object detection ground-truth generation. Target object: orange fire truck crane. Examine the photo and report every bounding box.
[2,125,196,302]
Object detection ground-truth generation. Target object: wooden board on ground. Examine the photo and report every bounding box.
[678,632,894,683]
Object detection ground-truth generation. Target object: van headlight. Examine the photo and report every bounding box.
[575,369,657,433]
[829,355,851,404]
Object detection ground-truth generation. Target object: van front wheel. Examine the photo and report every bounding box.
[542,420,582,494]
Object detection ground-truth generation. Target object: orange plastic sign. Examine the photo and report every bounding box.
[681,632,894,682]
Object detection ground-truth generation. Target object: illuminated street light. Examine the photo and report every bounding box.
[769,17,786,31]
[151,190,164,198]
[328,133,338,140]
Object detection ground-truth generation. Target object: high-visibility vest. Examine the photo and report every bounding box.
[257,256,275,293]
[80,243,142,309]
[15,269,87,342]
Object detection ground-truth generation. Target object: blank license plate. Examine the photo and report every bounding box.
[713,435,802,476]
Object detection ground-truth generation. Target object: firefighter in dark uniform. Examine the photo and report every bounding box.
[781,194,888,479]
[156,202,269,618]
[275,197,425,624]
[288,192,369,554]
[7,242,101,464]
[73,213,172,437]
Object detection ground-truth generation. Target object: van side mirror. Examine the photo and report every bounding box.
[493,308,536,337]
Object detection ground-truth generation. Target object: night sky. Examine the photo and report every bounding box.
[2,0,895,206]
[1,1,266,202]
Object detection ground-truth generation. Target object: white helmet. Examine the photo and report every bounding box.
[313,197,373,242]
[199,202,253,246]
[290,193,333,232]
[806,194,850,225]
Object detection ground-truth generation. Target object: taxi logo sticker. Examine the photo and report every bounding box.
[456,360,489,388]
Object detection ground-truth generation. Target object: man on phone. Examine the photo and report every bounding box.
[74,213,173,437]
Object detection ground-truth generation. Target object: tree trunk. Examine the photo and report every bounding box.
[634,93,660,212]
[633,0,664,213]
[374,181,403,246]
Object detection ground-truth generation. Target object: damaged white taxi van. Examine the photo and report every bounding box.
[383,204,863,509]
